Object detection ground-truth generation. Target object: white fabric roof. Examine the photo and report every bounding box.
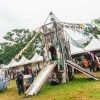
[70,38,100,55]
[29,53,39,62]
[5,62,12,68]
[24,59,30,64]
[70,38,91,48]
[84,38,100,51]
[7,53,43,68]
[29,53,43,63]
[17,56,27,65]
[70,43,84,55]
[36,55,43,61]
[8,56,27,68]
[10,61,18,67]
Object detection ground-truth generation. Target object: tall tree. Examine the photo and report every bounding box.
[0,29,43,64]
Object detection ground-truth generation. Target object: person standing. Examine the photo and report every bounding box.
[49,43,57,61]
[84,59,89,69]
[14,70,18,88]
[89,60,95,72]
[31,72,35,83]
[17,71,24,94]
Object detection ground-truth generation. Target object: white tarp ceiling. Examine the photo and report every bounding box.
[70,38,91,48]
[29,53,43,63]
[29,53,39,63]
[7,53,43,68]
[8,56,27,68]
[84,38,100,51]
[70,38,100,55]
[70,43,84,55]
[17,56,27,65]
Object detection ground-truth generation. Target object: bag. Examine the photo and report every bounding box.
[17,74,23,82]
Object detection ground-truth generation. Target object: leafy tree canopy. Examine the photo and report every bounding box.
[0,29,43,64]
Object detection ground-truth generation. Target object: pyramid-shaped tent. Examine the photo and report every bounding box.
[17,56,27,66]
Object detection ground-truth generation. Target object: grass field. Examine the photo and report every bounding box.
[0,72,100,100]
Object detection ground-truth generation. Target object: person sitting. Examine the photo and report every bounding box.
[24,80,31,90]
[49,72,60,86]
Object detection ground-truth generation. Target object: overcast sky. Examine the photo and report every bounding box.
[0,0,100,42]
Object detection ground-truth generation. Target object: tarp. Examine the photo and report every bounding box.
[70,43,84,55]
[70,38,91,48]
[17,56,27,65]
[7,56,27,68]
[29,53,43,63]
[29,53,39,63]
[10,61,18,67]
[24,59,30,64]
[70,38,100,55]
[84,38,100,51]
[7,53,43,68]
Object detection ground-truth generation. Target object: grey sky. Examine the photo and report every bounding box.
[0,0,100,42]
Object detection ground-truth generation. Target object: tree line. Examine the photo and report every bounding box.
[0,29,43,64]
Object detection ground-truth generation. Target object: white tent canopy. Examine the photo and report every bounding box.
[84,38,100,51]
[24,59,30,64]
[70,43,84,55]
[70,38,100,55]
[10,61,19,67]
[36,55,43,61]
[7,56,27,68]
[29,52,39,63]
[7,53,43,68]
[17,56,27,66]
[29,53,43,63]
[70,38,91,48]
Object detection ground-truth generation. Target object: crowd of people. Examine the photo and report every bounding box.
[73,58,99,73]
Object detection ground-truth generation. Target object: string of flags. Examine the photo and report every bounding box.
[64,23,100,38]
[64,17,100,39]
[64,22,93,36]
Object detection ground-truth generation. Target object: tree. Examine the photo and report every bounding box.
[81,18,100,47]
[87,18,100,39]
[0,29,43,64]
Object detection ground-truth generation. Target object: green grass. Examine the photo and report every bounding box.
[1,72,100,100]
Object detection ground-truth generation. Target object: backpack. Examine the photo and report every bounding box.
[17,73,23,82]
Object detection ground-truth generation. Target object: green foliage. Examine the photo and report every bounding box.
[84,18,100,40]
[94,19,100,24]
[83,40,91,47]
[0,29,43,64]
